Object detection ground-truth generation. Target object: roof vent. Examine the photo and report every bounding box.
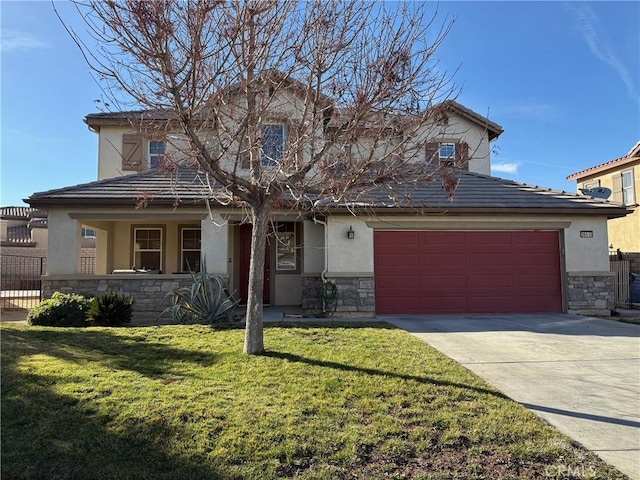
[580,187,611,200]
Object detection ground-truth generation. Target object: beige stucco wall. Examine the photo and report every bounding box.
[46,211,83,275]
[410,115,493,175]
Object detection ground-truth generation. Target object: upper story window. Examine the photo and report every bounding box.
[425,141,469,169]
[261,124,285,166]
[613,169,636,205]
[438,143,456,163]
[82,228,96,239]
[149,141,166,168]
[582,179,601,190]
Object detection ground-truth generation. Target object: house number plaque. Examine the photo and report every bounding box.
[579,231,593,238]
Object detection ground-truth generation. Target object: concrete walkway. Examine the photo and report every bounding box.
[384,313,640,480]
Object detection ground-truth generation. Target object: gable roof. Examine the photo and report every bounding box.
[566,140,640,181]
[26,167,628,218]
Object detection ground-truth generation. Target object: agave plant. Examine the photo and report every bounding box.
[163,261,239,324]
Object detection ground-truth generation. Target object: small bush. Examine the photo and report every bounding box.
[88,291,134,326]
[27,292,90,327]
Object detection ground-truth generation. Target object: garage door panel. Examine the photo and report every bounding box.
[421,253,467,267]
[375,230,562,314]
[376,253,420,267]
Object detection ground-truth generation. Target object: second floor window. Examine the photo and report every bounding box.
[149,141,165,168]
[261,124,285,166]
[613,169,636,205]
[438,143,456,163]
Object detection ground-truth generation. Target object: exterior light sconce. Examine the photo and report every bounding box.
[347,225,355,240]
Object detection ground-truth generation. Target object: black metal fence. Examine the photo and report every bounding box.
[1,255,97,311]
[1,255,46,310]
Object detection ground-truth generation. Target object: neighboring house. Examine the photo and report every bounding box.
[567,141,639,254]
[1,207,97,290]
[26,80,629,316]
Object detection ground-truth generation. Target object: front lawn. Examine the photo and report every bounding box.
[1,323,626,479]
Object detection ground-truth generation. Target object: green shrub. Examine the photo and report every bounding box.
[87,291,134,326]
[163,261,239,324]
[27,292,90,327]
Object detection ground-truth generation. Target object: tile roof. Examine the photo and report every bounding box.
[566,140,640,181]
[26,167,629,218]
[0,206,47,220]
[3,225,36,246]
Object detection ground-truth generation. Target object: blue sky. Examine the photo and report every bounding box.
[1,1,638,207]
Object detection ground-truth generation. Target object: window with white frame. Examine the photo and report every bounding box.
[582,179,601,190]
[133,228,162,271]
[275,222,296,271]
[438,143,456,163]
[622,170,635,205]
[613,169,636,205]
[149,141,165,168]
[181,228,201,272]
[261,124,285,166]
[82,228,96,239]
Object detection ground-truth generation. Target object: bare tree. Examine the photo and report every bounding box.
[62,0,458,354]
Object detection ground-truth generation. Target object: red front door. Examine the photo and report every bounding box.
[239,224,271,304]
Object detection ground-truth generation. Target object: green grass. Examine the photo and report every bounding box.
[1,322,627,480]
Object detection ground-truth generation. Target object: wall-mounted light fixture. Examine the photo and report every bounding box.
[347,225,355,240]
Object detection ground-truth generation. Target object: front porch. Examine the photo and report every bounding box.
[41,208,377,314]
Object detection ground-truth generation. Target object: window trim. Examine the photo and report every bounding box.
[179,226,201,272]
[260,123,286,166]
[438,142,456,163]
[148,140,166,168]
[274,222,299,272]
[621,169,636,205]
[131,225,165,272]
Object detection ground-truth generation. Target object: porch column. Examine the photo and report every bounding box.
[47,211,82,274]
[201,214,229,275]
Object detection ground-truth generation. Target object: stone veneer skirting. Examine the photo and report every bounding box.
[42,275,196,313]
[566,272,615,316]
[302,275,375,315]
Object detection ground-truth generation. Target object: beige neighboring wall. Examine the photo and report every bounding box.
[569,156,639,252]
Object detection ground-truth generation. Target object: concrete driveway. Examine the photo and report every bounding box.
[384,313,640,480]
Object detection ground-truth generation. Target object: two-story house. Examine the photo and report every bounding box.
[567,141,639,255]
[27,77,629,316]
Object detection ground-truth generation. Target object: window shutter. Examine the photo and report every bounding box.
[425,142,438,164]
[455,141,470,170]
[612,173,623,203]
[122,134,143,171]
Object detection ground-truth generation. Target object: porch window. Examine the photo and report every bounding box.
[261,124,285,166]
[149,141,165,168]
[181,228,201,272]
[134,228,162,270]
[275,222,296,271]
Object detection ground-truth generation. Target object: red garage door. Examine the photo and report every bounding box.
[374,231,562,314]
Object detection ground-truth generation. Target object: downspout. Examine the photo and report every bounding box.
[312,216,329,284]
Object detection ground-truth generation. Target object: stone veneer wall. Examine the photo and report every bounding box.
[42,275,194,313]
[302,276,375,315]
[567,272,615,315]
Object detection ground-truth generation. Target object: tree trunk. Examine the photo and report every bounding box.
[243,203,271,354]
